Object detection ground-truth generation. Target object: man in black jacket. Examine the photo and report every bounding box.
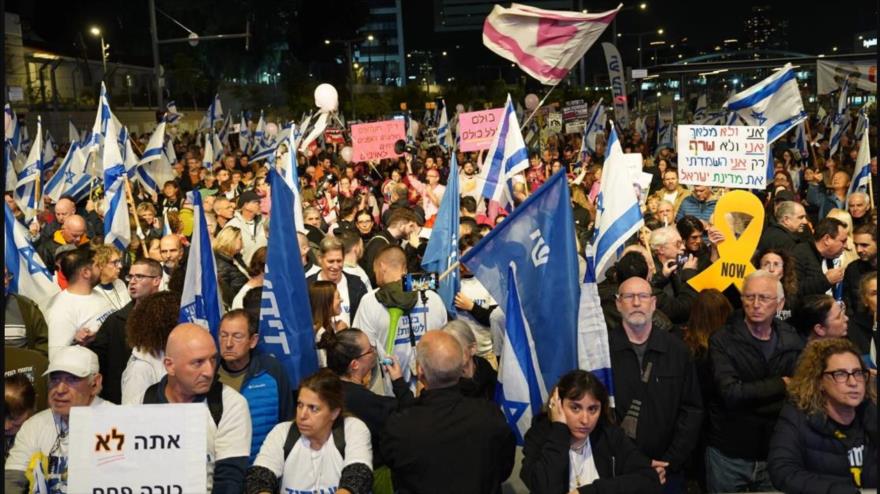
[648,226,699,324]
[706,270,805,492]
[361,208,423,287]
[843,223,876,313]
[609,276,703,493]
[89,258,162,404]
[757,200,809,252]
[381,331,515,494]
[792,217,848,299]
[307,236,367,327]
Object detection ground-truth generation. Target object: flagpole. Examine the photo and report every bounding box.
[803,117,818,166]
[438,260,460,282]
[869,172,875,210]
[123,175,149,257]
[520,81,561,131]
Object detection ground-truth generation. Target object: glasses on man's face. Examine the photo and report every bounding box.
[823,369,869,384]
[742,294,777,305]
[125,273,160,283]
[616,292,652,303]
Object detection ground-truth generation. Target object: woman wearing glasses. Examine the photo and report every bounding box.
[93,245,131,311]
[768,338,877,492]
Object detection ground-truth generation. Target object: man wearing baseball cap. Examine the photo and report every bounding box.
[5,346,112,493]
[223,189,267,265]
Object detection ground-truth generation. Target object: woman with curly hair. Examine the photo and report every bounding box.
[93,245,131,310]
[768,338,877,493]
[753,247,799,321]
[119,291,180,404]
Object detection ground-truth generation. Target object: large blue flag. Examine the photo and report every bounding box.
[258,169,318,387]
[422,153,460,315]
[179,190,223,338]
[495,265,546,445]
[5,203,59,311]
[460,170,579,391]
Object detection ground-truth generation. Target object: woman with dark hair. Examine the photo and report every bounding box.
[355,209,378,243]
[309,280,344,367]
[246,369,373,494]
[520,370,663,493]
[768,338,877,492]
[5,373,35,459]
[232,246,267,310]
[120,291,180,404]
[676,216,713,272]
[753,247,799,320]
[848,272,878,371]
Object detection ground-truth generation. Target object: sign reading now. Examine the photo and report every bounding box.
[351,120,406,162]
[459,108,504,152]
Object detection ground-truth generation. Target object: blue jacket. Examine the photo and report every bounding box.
[239,353,294,461]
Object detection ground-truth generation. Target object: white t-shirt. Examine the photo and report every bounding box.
[352,288,448,395]
[305,264,321,278]
[5,397,112,492]
[94,279,132,311]
[456,277,496,358]
[120,348,167,405]
[253,417,372,494]
[569,439,600,489]
[344,264,372,291]
[45,290,116,360]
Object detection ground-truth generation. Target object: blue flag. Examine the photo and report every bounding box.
[258,169,318,387]
[460,170,580,391]
[179,191,223,339]
[422,153,460,315]
[495,265,546,445]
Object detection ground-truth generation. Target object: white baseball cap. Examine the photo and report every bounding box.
[43,346,100,378]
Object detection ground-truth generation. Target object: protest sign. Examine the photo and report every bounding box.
[565,122,585,135]
[562,100,590,122]
[459,108,504,152]
[68,404,208,494]
[350,120,405,162]
[688,190,764,293]
[676,125,769,189]
[547,112,563,133]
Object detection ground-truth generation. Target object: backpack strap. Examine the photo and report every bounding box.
[142,379,224,427]
[283,420,347,461]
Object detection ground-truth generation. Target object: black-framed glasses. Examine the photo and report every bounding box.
[616,292,652,303]
[823,369,869,383]
[354,346,376,360]
[125,274,160,282]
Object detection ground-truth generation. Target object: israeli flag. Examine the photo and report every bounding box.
[5,203,60,311]
[218,113,232,147]
[794,120,809,163]
[656,108,674,151]
[88,81,122,153]
[102,118,131,251]
[693,94,708,123]
[239,114,250,153]
[165,100,183,124]
[42,142,91,203]
[437,100,451,150]
[850,116,872,197]
[830,78,850,156]
[5,103,21,153]
[68,120,80,145]
[635,114,648,140]
[205,93,223,129]
[725,63,807,144]
[250,139,279,163]
[139,122,166,165]
[855,106,868,141]
[202,133,214,169]
[136,135,175,197]
[298,112,328,153]
[14,116,42,221]
[253,112,266,148]
[475,94,529,210]
[179,190,223,338]
[212,131,224,162]
[279,130,305,232]
[495,264,547,445]
[422,152,460,315]
[584,101,606,156]
[42,131,56,172]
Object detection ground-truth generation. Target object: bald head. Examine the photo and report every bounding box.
[416,331,464,389]
[164,323,217,400]
[54,198,76,224]
[374,245,408,286]
[60,215,87,244]
[159,234,184,268]
[166,323,214,358]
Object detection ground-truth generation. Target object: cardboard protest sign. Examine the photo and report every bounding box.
[459,108,504,152]
[677,125,769,189]
[68,404,208,494]
[351,120,405,162]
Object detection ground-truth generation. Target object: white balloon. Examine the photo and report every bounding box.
[455,104,464,113]
[525,93,539,110]
[314,83,339,112]
[265,122,278,137]
[340,146,353,163]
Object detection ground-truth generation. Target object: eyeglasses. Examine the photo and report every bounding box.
[125,273,160,282]
[354,346,376,359]
[823,369,869,383]
[742,294,777,305]
[109,260,123,267]
[616,292,653,302]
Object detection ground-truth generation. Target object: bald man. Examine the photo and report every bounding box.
[35,197,76,242]
[381,331,516,493]
[140,324,251,493]
[352,245,448,396]
[37,214,89,269]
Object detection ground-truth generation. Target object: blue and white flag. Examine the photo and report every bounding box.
[68,120,80,145]
[14,116,42,221]
[589,123,644,283]
[102,118,130,250]
[88,81,121,152]
[165,101,183,124]
[253,112,266,148]
[495,265,547,445]
[476,94,529,210]
[212,131,224,162]
[298,112,328,153]
[279,130,305,232]
[250,139,279,163]
[205,93,223,129]
[258,169,319,388]
[437,100,451,150]
[577,250,616,406]
[794,120,809,162]
[850,116,872,198]
[460,170,580,391]
[135,136,175,197]
[656,108,674,152]
[139,122,166,166]
[854,106,868,141]
[5,202,60,310]
[42,142,91,203]
[202,133,214,169]
[584,100,606,156]
[635,114,648,140]
[830,78,850,156]
[42,131,56,173]
[422,152,460,315]
[725,63,807,144]
[5,103,21,153]
[179,190,223,338]
[693,94,708,123]
[239,114,250,153]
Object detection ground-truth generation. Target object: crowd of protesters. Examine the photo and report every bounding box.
[4,105,878,494]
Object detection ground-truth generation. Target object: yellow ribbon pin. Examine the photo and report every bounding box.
[688,190,764,293]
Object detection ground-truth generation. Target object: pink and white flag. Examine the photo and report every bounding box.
[483,3,621,85]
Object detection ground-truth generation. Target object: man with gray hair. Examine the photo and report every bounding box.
[381,331,515,493]
[846,191,871,228]
[705,270,804,492]
[648,226,699,324]
[757,200,809,252]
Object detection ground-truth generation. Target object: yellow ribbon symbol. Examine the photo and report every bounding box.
[688,190,764,293]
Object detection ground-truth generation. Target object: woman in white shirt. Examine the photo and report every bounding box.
[520,370,663,494]
[93,245,131,311]
[246,369,373,494]
[120,292,179,404]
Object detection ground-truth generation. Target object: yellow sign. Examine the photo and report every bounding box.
[687,190,764,293]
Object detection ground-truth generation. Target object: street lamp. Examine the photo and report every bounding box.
[90,26,109,75]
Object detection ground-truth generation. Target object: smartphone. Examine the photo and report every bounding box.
[676,253,689,270]
[403,272,438,292]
